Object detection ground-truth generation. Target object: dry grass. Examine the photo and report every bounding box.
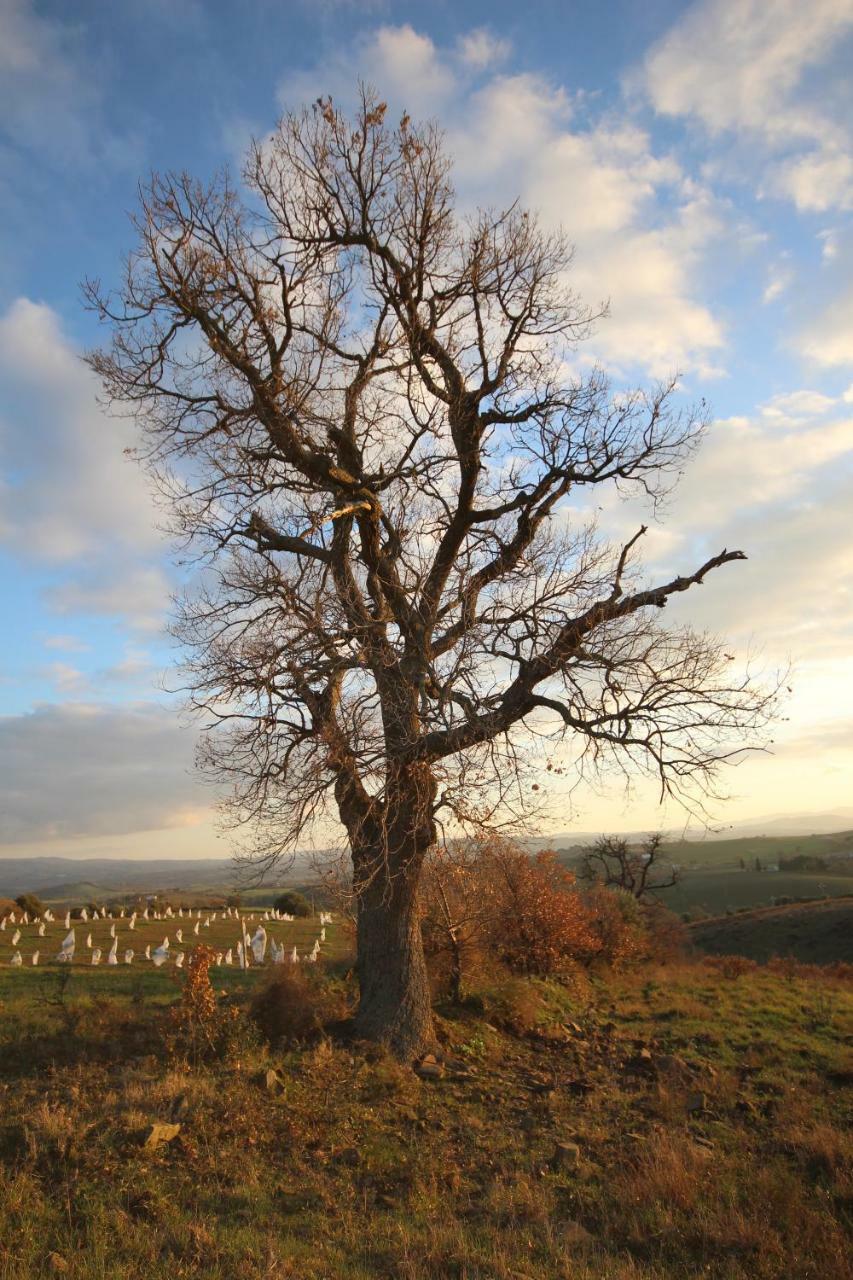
[0,958,849,1278]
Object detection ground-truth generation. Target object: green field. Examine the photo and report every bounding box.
[1,910,350,975]
[656,868,853,916]
[554,828,853,871]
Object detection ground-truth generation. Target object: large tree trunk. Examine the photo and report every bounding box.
[353,859,434,1059]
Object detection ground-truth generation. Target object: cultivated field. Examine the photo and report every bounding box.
[0,909,350,976]
[657,868,853,916]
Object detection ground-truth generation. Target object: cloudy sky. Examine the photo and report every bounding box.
[1,0,852,859]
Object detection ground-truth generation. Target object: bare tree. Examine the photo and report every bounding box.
[86,91,777,1057]
[421,840,496,1004]
[579,833,679,901]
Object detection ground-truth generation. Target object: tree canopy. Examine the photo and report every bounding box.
[87,89,777,1052]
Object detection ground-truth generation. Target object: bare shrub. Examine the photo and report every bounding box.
[704,954,759,980]
[167,944,236,1065]
[250,968,347,1047]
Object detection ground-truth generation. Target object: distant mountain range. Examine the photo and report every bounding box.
[2,809,852,900]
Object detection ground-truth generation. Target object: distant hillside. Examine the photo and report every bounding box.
[688,896,853,964]
[0,857,310,899]
[554,829,853,870]
[0,857,234,898]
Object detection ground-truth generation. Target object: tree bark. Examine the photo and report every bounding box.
[353,856,434,1059]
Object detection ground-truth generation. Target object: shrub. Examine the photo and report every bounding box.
[15,893,44,918]
[643,902,689,961]
[483,846,601,978]
[250,967,346,1046]
[167,944,236,1065]
[273,890,312,917]
[584,886,648,968]
[480,972,546,1035]
[704,954,758,980]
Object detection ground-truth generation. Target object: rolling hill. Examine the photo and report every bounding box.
[688,896,853,964]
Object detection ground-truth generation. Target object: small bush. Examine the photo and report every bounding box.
[704,954,759,980]
[273,890,312,917]
[250,967,346,1046]
[643,901,689,961]
[480,972,546,1036]
[167,944,237,1065]
[584,886,648,968]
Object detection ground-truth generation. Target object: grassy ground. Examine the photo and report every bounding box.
[0,947,850,1279]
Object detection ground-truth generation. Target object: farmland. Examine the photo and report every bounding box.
[656,868,853,916]
[0,908,348,976]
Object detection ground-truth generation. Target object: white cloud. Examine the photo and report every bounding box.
[639,0,853,212]
[275,34,728,377]
[0,701,209,845]
[799,284,853,367]
[760,389,838,421]
[451,76,725,375]
[43,634,90,653]
[0,298,172,630]
[0,298,161,562]
[0,0,135,170]
[455,29,511,70]
[762,262,793,304]
[43,662,87,694]
[47,566,172,632]
[278,24,455,119]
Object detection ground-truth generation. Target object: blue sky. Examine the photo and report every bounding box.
[1,0,852,858]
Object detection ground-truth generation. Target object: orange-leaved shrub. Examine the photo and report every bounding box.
[421,835,672,991]
[583,885,649,968]
[166,943,241,1065]
[481,844,602,978]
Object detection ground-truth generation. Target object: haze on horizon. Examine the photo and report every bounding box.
[1,0,852,863]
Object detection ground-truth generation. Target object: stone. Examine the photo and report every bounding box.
[627,1047,655,1073]
[264,1068,286,1094]
[550,1141,581,1171]
[686,1092,708,1115]
[414,1060,443,1080]
[142,1122,181,1149]
[657,1054,690,1077]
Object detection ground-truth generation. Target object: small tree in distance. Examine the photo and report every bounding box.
[87,90,778,1057]
[579,833,679,901]
[274,890,312,918]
